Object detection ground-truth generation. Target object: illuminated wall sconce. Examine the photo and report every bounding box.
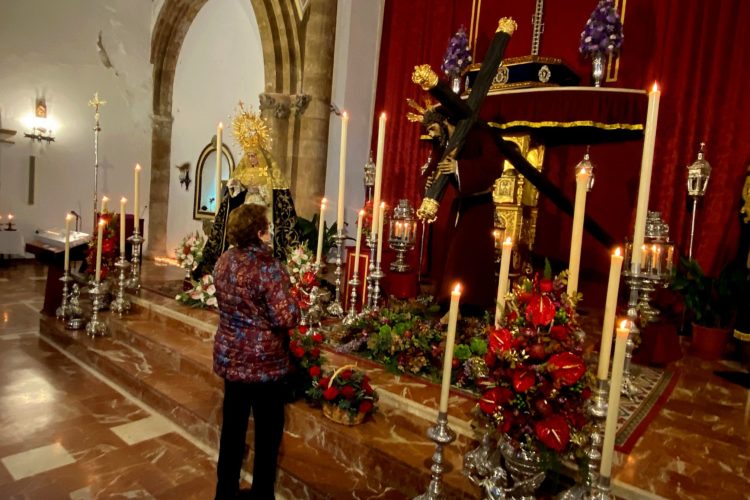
[175,162,191,190]
[24,98,56,143]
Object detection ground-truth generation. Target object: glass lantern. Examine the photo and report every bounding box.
[388,199,417,272]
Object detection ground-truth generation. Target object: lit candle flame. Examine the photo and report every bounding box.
[121,197,127,203]
[343,111,348,119]
[504,236,512,244]
[359,209,365,216]
[135,163,141,171]
[98,219,106,227]
[321,197,327,206]
[614,246,622,257]
[66,213,73,221]
[619,319,629,329]
[452,283,461,294]
[218,122,223,129]
[651,82,659,93]
[380,112,387,119]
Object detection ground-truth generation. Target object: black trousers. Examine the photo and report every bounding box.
[215,378,286,500]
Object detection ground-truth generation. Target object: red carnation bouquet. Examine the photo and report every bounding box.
[475,266,592,458]
[289,326,326,399]
[308,364,378,425]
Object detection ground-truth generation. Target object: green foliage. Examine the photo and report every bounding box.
[453,344,472,361]
[672,257,747,328]
[469,337,488,356]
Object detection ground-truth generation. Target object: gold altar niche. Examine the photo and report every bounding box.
[492,133,544,275]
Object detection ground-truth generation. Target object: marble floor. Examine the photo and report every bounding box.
[2,260,750,499]
[0,262,224,499]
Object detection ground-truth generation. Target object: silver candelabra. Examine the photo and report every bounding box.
[365,233,385,311]
[327,231,346,317]
[86,282,108,337]
[127,229,144,290]
[414,411,456,500]
[56,272,74,321]
[343,271,361,325]
[65,284,85,330]
[110,257,131,316]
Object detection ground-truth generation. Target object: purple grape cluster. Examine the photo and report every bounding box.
[579,0,624,56]
[441,27,472,77]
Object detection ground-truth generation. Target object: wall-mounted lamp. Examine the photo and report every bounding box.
[24,98,55,143]
[176,162,191,190]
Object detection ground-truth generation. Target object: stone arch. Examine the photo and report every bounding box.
[148,0,304,255]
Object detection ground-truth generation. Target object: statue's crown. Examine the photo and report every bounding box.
[232,101,271,152]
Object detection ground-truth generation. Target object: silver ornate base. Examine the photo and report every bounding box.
[110,258,131,317]
[126,231,144,291]
[55,273,73,320]
[65,283,85,330]
[86,282,109,337]
[414,411,456,500]
[342,274,361,326]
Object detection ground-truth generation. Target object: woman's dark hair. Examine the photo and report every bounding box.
[227,204,269,248]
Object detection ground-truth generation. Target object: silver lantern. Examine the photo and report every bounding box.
[686,142,711,259]
[388,199,417,272]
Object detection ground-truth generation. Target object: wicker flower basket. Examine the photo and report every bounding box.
[321,364,367,426]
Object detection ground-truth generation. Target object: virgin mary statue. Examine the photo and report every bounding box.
[193,102,299,279]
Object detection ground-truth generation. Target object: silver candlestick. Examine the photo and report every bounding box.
[370,262,385,311]
[56,272,73,320]
[343,272,361,325]
[65,284,85,330]
[621,273,642,398]
[326,231,346,317]
[366,234,377,310]
[86,282,109,337]
[587,379,609,487]
[414,411,457,500]
[127,230,144,290]
[110,257,131,316]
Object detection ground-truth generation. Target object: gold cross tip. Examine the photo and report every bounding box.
[88,92,107,109]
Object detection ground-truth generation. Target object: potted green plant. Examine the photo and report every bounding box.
[672,258,745,360]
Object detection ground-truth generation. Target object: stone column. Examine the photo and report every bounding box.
[293,0,337,218]
[259,92,292,181]
[286,93,311,197]
[146,113,174,257]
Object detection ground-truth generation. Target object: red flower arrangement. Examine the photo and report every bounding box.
[475,269,592,456]
[290,326,326,397]
[85,213,119,281]
[309,364,378,425]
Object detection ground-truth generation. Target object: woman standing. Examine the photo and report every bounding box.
[213,203,300,500]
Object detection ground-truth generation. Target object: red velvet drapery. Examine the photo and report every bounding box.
[372,0,750,280]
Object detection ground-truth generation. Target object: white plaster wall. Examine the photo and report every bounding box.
[324,0,385,234]
[166,0,265,256]
[0,0,152,248]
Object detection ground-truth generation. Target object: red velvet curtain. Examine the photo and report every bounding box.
[373,0,750,279]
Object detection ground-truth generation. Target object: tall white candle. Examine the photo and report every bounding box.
[337,112,349,234]
[64,214,73,273]
[215,122,223,209]
[119,197,127,256]
[95,219,105,283]
[376,202,386,264]
[353,209,365,275]
[316,198,327,265]
[371,113,386,235]
[600,320,630,479]
[495,237,513,327]
[439,284,462,414]
[597,247,624,380]
[631,83,661,272]
[134,164,141,232]
[100,195,109,213]
[568,168,591,297]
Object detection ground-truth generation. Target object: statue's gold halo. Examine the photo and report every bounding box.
[232,101,271,152]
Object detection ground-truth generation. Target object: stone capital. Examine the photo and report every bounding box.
[259,92,292,119]
[290,93,312,117]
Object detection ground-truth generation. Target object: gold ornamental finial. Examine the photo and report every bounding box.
[231,101,271,152]
[497,17,517,35]
[417,197,440,223]
[412,64,439,91]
